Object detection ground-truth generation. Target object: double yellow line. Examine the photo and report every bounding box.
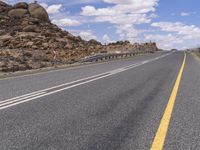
[151,52,186,150]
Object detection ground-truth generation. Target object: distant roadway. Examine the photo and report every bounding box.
[0,51,200,150]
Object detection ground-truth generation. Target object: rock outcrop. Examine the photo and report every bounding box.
[104,41,158,53]
[28,3,49,22]
[0,1,104,72]
[13,2,28,9]
[0,1,158,72]
[8,8,28,18]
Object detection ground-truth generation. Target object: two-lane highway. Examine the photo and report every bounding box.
[0,51,199,150]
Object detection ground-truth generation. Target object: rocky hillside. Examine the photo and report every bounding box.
[105,41,158,52]
[0,1,158,72]
[0,1,104,72]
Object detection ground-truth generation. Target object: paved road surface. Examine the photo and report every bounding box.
[0,51,199,150]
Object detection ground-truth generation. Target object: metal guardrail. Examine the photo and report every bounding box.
[79,50,154,63]
[0,50,155,73]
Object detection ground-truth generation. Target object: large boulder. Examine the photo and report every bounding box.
[0,1,109,72]
[28,3,49,22]
[13,2,28,9]
[8,8,28,18]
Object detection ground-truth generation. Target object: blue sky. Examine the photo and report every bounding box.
[4,0,200,50]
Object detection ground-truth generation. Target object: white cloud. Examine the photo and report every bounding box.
[81,0,158,16]
[149,13,158,18]
[40,3,48,9]
[102,34,112,43]
[40,3,83,27]
[66,0,100,6]
[81,0,158,42]
[103,0,133,4]
[146,21,200,49]
[180,12,190,17]
[40,3,62,14]
[47,4,62,14]
[151,22,200,37]
[79,31,97,41]
[144,34,183,50]
[81,6,97,16]
[94,13,151,25]
[52,18,81,27]
[116,24,140,39]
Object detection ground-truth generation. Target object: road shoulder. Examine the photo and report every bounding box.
[0,52,164,80]
[190,51,200,64]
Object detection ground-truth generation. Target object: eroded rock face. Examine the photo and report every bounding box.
[13,2,28,9]
[0,1,104,72]
[0,1,158,73]
[8,8,28,18]
[2,2,49,21]
[28,3,49,22]
[104,41,158,52]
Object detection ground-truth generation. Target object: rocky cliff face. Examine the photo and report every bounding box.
[104,41,158,52]
[0,1,158,72]
[0,1,103,72]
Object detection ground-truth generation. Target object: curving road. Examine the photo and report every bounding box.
[0,51,200,150]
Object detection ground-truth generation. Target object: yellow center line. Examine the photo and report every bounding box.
[151,52,186,150]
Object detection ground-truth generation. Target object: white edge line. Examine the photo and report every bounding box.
[0,53,172,110]
[1,63,141,102]
[0,92,46,106]
[0,91,46,103]
[0,53,153,81]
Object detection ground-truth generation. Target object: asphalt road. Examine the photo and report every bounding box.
[0,51,199,150]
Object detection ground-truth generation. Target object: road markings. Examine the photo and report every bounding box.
[0,53,172,110]
[0,91,46,104]
[0,92,46,106]
[151,52,186,150]
[0,53,165,81]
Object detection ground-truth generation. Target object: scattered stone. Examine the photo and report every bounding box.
[26,41,34,47]
[23,25,37,32]
[0,34,12,42]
